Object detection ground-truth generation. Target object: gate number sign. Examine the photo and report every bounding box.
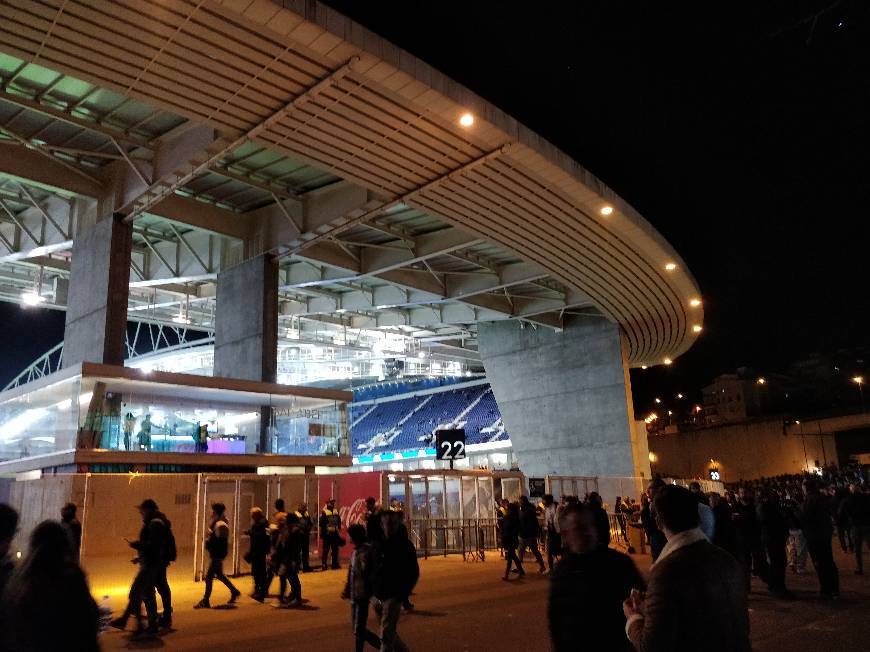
[435,428,466,461]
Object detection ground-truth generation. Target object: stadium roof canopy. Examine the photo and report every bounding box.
[0,0,703,368]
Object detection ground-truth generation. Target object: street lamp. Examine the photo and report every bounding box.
[853,376,865,412]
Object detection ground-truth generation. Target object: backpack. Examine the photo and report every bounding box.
[163,526,177,563]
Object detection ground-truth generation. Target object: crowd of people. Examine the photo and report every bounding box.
[0,494,420,651]
[2,468,868,651]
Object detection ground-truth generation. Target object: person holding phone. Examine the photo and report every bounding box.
[623,484,750,652]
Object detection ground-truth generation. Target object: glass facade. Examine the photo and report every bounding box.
[0,371,349,463]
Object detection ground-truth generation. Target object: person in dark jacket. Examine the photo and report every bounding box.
[365,496,385,542]
[840,484,870,574]
[501,501,524,580]
[624,485,750,652]
[518,495,546,572]
[732,487,767,590]
[320,498,342,570]
[587,492,612,549]
[757,489,793,598]
[709,492,737,558]
[0,503,18,599]
[245,507,271,602]
[342,524,381,652]
[295,502,314,572]
[1,520,99,652]
[549,503,644,652]
[800,479,840,598]
[60,502,82,559]
[275,511,304,606]
[642,480,667,561]
[110,498,169,634]
[370,510,419,652]
[195,502,241,608]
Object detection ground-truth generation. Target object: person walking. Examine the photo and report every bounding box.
[266,499,288,595]
[195,502,241,608]
[320,498,342,570]
[60,502,82,559]
[642,480,667,561]
[542,494,561,572]
[709,492,737,558]
[732,487,768,591]
[518,495,546,573]
[370,510,419,652]
[587,492,612,549]
[342,523,381,652]
[110,499,169,635]
[501,501,524,580]
[0,521,100,651]
[623,484,750,652]
[840,483,870,575]
[800,479,840,598]
[275,512,304,607]
[245,507,270,602]
[549,503,644,652]
[757,489,793,598]
[783,492,808,574]
[295,502,314,572]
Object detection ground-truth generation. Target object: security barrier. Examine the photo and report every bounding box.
[407,518,500,561]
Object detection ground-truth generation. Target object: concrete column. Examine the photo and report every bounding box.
[213,253,279,383]
[63,213,132,368]
[478,317,639,497]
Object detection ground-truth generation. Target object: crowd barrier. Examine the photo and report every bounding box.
[407,518,499,561]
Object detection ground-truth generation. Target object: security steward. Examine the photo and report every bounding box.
[295,503,314,572]
[319,498,342,570]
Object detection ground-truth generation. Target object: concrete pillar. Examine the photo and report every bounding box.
[63,214,132,368]
[478,317,638,498]
[213,253,279,383]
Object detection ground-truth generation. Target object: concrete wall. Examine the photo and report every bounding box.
[213,254,279,383]
[63,214,132,368]
[648,417,837,482]
[478,317,637,497]
[6,474,84,560]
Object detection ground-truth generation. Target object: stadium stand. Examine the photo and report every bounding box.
[350,380,508,455]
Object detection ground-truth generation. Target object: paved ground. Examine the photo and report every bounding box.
[100,547,870,651]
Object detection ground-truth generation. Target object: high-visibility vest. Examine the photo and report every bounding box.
[323,508,340,533]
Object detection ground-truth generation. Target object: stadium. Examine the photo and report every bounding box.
[0,0,701,587]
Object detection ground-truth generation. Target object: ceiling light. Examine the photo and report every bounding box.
[690,298,702,307]
[756,377,766,385]
[663,358,673,365]
[692,324,703,333]
[677,393,684,399]
[654,398,661,404]
[417,351,426,359]
[459,112,474,127]
[171,315,191,325]
[665,262,677,271]
[599,205,614,216]
[335,308,347,314]
[21,291,46,306]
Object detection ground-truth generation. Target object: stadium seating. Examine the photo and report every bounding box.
[350,382,509,455]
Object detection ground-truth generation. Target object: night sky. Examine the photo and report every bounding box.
[2,2,869,412]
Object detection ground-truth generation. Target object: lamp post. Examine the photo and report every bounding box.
[853,376,865,412]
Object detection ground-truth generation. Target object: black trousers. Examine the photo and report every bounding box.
[764,538,787,592]
[282,562,302,601]
[322,535,340,569]
[203,558,239,600]
[503,544,523,577]
[351,599,381,652]
[126,565,158,626]
[154,564,172,615]
[251,556,268,597]
[807,537,840,596]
